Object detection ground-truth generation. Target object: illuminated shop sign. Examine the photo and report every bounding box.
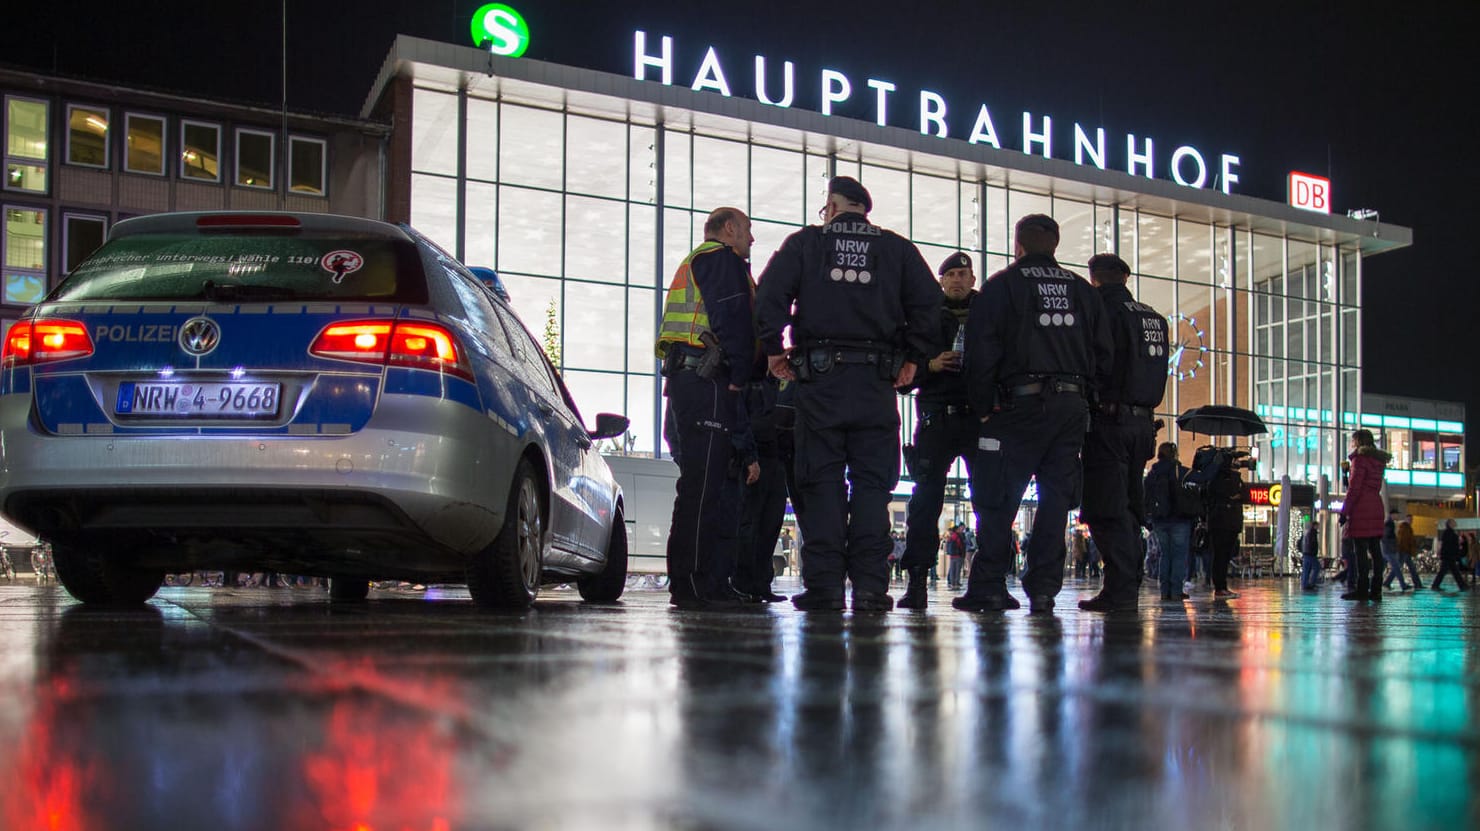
[471,3,530,58]
[1243,482,1316,507]
[632,31,1243,194]
[1288,171,1331,214]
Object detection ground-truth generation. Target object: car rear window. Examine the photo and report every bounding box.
[51,232,428,303]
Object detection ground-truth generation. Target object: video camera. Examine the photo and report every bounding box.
[1192,445,1255,476]
[1187,446,1255,514]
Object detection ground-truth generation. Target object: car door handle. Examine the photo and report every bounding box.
[536,402,554,417]
[573,428,592,450]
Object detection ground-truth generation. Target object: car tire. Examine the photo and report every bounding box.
[577,508,627,603]
[51,542,164,605]
[467,458,544,610]
[328,577,370,602]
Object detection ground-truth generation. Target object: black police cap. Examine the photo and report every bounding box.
[1087,253,1131,276]
[827,176,872,213]
[938,252,973,275]
[1015,213,1060,241]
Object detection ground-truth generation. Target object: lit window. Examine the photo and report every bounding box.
[3,205,48,305]
[180,120,220,182]
[235,129,274,189]
[125,113,166,175]
[67,104,109,168]
[289,136,326,196]
[5,97,49,194]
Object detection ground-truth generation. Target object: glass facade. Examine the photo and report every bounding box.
[404,78,1369,492]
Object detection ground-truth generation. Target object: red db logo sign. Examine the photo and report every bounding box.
[1288,172,1331,214]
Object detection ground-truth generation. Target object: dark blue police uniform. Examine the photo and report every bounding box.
[732,377,791,602]
[1078,255,1169,611]
[957,218,1112,613]
[755,187,941,611]
[898,282,978,607]
[662,243,756,609]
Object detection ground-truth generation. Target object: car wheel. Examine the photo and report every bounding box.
[328,577,370,602]
[51,542,164,605]
[467,458,544,609]
[578,508,627,603]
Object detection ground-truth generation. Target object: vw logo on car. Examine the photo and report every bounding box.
[179,317,222,356]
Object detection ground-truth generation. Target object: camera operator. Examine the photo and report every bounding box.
[1189,446,1250,599]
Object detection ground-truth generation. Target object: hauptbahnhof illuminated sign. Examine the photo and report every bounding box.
[466,9,1258,198]
[631,31,1242,195]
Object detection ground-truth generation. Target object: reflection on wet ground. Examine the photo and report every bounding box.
[0,577,1476,830]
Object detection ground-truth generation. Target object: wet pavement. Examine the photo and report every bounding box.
[0,576,1476,831]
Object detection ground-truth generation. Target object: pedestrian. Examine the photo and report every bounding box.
[889,532,906,582]
[897,252,981,609]
[1071,526,1089,578]
[732,376,791,603]
[949,524,970,588]
[1338,428,1391,601]
[657,207,761,611]
[953,213,1113,614]
[1194,448,1246,599]
[1380,508,1409,591]
[1431,519,1469,590]
[1077,253,1168,612]
[755,176,942,612]
[1145,441,1195,601]
[1395,514,1421,589]
[1299,517,1322,592]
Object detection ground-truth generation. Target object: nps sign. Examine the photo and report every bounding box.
[471,3,530,58]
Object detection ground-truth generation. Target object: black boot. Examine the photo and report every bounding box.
[897,568,929,610]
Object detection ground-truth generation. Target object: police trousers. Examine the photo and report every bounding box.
[966,391,1087,600]
[734,450,789,595]
[1080,412,1157,600]
[902,409,978,572]
[792,364,900,595]
[664,370,740,600]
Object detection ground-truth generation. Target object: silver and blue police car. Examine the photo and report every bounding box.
[0,211,629,608]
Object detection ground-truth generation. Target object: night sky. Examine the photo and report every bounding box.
[10,0,1477,448]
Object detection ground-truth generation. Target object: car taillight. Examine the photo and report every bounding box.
[1,320,95,367]
[310,320,472,381]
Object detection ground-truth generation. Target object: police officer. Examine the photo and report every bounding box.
[657,207,761,611]
[1077,253,1169,612]
[955,214,1113,614]
[755,176,942,612]
[897,252,979,610]
[731,376,791,603]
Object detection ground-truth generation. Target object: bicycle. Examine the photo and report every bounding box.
[0,546,14,581]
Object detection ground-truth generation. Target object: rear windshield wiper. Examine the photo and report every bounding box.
[199,280,303,302]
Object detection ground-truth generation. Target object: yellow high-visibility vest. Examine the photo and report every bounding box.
[655,240,725,358]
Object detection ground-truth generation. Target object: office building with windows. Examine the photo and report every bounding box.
[1,67,387,336]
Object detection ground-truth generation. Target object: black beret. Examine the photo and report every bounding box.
[827,176,872,213]
[1087,253,1131,275]
[938,252,973,275]
[1015,213,1060,240]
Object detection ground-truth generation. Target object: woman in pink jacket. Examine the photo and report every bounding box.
[1339,428,1392,601]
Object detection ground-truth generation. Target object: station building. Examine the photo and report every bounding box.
[357,28,1426,501]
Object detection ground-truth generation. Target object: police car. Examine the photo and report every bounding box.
[0,212,629,608]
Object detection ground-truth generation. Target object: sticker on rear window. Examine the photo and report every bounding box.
[321,250,365,283]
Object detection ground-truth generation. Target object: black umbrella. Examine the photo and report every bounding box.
[1175,405,1268,437]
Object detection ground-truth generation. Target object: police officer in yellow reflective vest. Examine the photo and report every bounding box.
[658,207,761,612]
